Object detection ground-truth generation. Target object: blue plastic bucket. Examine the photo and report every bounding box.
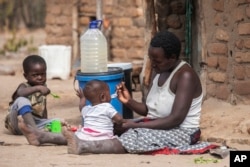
[75,67,124,116]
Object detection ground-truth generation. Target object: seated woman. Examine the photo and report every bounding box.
[18,30,215,154]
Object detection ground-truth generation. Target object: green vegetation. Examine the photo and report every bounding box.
[194,156,220,164]
[4,35,27,52]
[0,31,37,56]
[0,0,44,56]
[0,0,45,30]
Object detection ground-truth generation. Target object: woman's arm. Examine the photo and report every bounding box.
[123,69,199,130]
[124,98,148,116]
[117,82,148,116]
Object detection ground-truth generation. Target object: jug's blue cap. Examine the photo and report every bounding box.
[89,20,102,29]
[89,21,98,28]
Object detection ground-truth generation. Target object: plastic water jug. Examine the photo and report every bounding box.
[80,20,108,73]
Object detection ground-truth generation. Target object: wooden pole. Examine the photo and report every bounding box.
[140,0,157,101]
[143,0,157,87]
[72,0,79,64]
[96,0,102,20]
[96,0,103,32]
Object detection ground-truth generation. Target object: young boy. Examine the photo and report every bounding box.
[5,55,60,135]
[75,79,124,140]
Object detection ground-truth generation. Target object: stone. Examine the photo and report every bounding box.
[0,65,15,76]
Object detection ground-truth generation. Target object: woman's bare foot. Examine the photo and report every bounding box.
[17,116,40,146]
[62,126,81,154]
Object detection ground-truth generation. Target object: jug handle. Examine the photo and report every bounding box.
[96,20,103,29]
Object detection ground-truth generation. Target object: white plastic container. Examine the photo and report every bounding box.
[38,45,71,80]
[80,20,108,73]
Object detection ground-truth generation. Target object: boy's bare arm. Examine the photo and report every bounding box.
[16,83,50,97]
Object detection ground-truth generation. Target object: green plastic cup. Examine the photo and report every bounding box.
[50,120,61,133]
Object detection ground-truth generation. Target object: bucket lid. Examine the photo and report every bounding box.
[77,67,123,76]
[107,63,132,70]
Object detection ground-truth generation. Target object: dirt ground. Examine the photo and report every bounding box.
[0,29,250,167]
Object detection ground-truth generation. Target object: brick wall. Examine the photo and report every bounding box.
[76,0,145,62]
[45,0,73,45]
[44,0,250,104]
[201,0,250,104]
[45,0,145,79]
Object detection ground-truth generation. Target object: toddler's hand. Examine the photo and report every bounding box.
[76,88,84,99]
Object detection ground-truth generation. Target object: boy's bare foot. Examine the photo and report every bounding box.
[17,116,40,146]
[62,126,81,154]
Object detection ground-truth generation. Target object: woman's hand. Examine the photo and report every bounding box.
[116,82,131,104]
[122,119,138,129]
[116,82,148,116]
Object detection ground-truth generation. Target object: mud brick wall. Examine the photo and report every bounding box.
[78,0,145,62]
[201,0,250,104]
[45,0,73,45]
[44,0,250,104]
[155,0,186,60]
[45,0,145,82]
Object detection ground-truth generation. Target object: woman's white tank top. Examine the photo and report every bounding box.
[146,61,203,128]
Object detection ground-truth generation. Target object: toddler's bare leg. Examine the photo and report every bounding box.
[62,127,81,154]
[18,117,67,146]
[62,127,126,154]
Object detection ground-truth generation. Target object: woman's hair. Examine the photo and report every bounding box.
[23,55,46,73]
[150,31,181,59]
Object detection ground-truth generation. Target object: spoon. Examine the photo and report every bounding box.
[111,91,117,98]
